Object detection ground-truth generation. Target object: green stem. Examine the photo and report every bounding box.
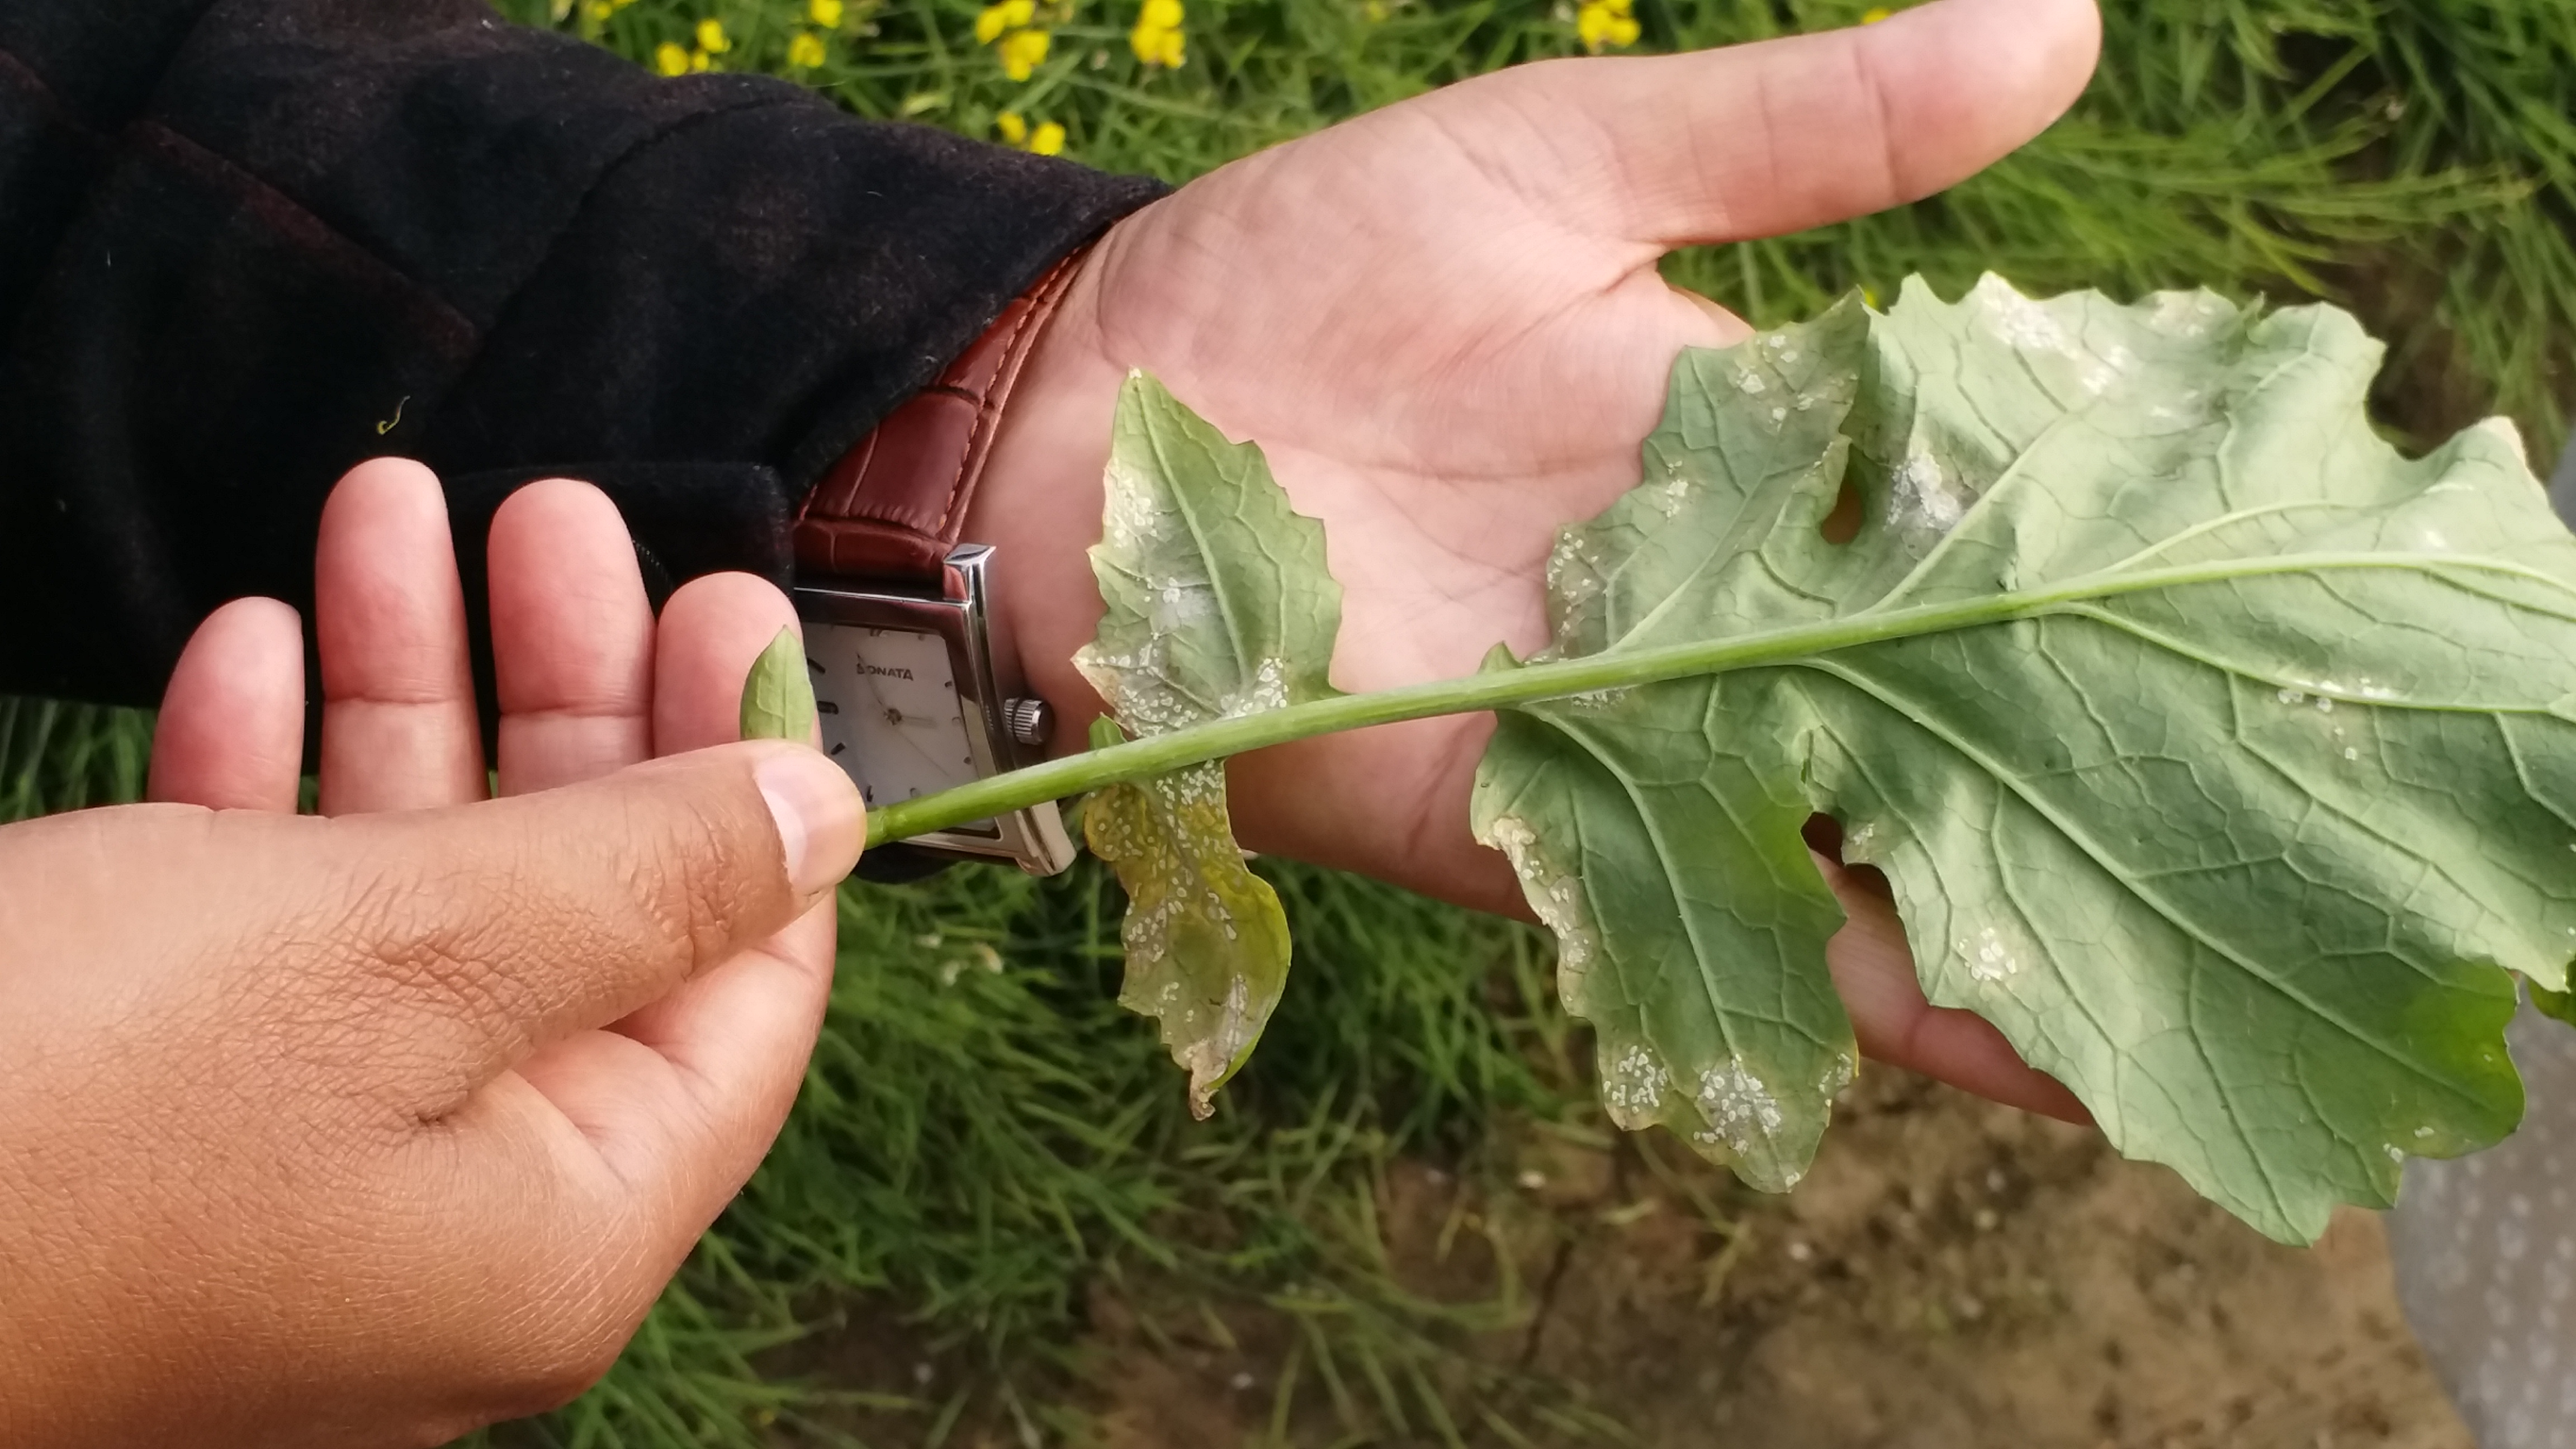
[862,551,2545,848]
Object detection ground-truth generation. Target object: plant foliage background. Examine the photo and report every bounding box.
[5,0,2572,1441]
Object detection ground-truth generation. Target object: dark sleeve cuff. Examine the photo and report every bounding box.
[0,0,1166,705]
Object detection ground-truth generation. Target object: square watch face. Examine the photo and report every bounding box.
[804,622,991,830]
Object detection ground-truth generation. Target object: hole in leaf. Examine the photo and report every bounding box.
[1819,475,1863,544]
[1802,812,1893,901]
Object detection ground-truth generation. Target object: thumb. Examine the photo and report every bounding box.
[282,741,863,1091]
[1433,0,2101,250]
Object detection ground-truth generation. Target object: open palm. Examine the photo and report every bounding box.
[975,0,2103,1116]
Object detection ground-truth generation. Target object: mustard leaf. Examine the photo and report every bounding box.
[1075,374,1341,1116]
[1474,277,2576,1241]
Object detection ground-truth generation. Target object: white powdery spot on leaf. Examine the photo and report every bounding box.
[1599,1041,1674,1126]
[1694,1058,1786,1157]
[1820,1052,1857,1097]
[1221,656,1290,718]
[2078,342,2138,397]
[1483,814,1599,978]
[1546,533,1606,608]
[2147,288,2233,337]
[1101,463,1168,551]
[1149,578,1216,637]
[1972,274,2070,353]
[1963,924,2022,983]
[1890,452,1967,535]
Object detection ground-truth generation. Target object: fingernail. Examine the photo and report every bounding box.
[756,750,864,896]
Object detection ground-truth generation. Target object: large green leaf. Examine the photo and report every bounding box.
[1472,276,2576,1241]
[1076,373,1342,1115]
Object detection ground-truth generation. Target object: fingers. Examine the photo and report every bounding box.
[509,907,838,1227]
[487,481,656,796]
[1474,0,2100,250]
[316,741,861,1091]
[150,598,306,812]
[524,572,835,1209]
[1819,856,2090,1124]
[315,458,489,814]
[651,571,804,755]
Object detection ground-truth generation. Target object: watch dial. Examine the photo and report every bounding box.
[806,622,990,826]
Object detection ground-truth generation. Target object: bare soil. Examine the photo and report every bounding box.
[1082,1065,2473,1449]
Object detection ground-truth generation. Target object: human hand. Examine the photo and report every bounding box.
[0,461,863,1447]
[972,0,2100,1117]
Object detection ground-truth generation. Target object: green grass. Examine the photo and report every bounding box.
[0,697,151,818]
[496,854,1584,1446]
[14,0,2576,1441]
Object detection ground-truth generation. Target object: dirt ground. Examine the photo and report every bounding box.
[1084,1066,2474,1449]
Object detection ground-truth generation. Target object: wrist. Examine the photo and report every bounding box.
[964,245,1130,752]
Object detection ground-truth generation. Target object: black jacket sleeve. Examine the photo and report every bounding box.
[0,0,1164,706]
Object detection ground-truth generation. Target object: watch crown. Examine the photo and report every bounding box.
[1005,697,1053,749]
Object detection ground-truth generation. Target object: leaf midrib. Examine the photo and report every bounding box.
[870,551,2576,847]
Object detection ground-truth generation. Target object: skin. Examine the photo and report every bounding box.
[5,465,865,1446]
[975,0,2100,1117]
[0,2,2096,1439]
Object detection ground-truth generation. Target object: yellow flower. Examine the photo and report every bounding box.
[975,0,1034,42]
[1575,0,1637,51]
[996,109,1029,144]
[582,0,612,22]
[655,40,692,73]
[690,47,713,70]
[997,25,1051,79]
[1029,120,1066,155]
[811,0,845,24]
[1129,0,1185,68]
[1860,4,1891,19]
[787,30,828,65]
[695,17,731,53]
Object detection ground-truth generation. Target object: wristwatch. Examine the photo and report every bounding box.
[790,255,1085,877]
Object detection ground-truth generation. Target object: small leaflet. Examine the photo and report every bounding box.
[1084,719,1291,1117]
[1076,375,1342,1115]
[740,627,817,744]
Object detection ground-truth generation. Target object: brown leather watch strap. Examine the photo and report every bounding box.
[793,252,1085,583]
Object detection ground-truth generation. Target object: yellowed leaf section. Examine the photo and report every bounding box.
[1083,759,1290,1119]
